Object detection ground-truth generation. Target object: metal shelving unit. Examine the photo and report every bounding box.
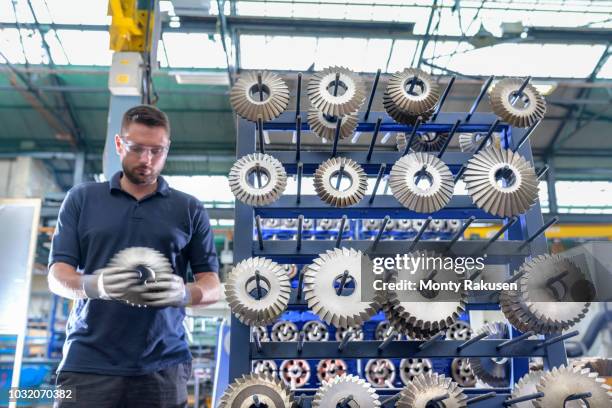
[228,74,566,407]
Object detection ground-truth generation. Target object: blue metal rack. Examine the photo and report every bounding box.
[228,79,566,406]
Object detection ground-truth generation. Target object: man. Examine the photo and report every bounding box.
[48,105,221,408]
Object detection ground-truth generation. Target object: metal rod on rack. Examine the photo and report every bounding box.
[254,270,263,299]
[254,163,263,188]
[377,330,396,352]
[333,72,340,96]
[255,215,264,250]
[296,395,305,408]
[336,269,350,295]
[537,165,549,180]
[253,395,261,407]
[364,68,381,121]
[403,116,423,156]
[447,216,476,249]
[366,117,383,161]
[257,115,266,154]
[339,395,354,408]
[454,165,466,184]
[335,215,348,248]
[483,216,519,250]
[296,215,304,251]
[408,74,419,94]
[257,72,264,101]
[381,392,401,406]
[295,72,302,116]
[338,330,353,351]
[565,392,592,402]
[474,119,500,154]
[468,268,483,281]
[497,331,534,349]
[431,75,456,121]
[418,330,445,350]
[465,75,494,122]
[331,117,343,157]
[296,162,303,204]
[503,392,544,406]
[371,215,390,251]
[253,328,262,352]
[465,392,497,405]
[408,216,432,251]
[335,164,345,190]
[513,119,541,153]
[369,164,387,204]
[296,268,305,301]
[510,76,531,105]
[518,216,559,250]
[504,269,527,285]
[295,115,302,162]
[535,330,579,348]
[457,331,488,351]
[545,270,569,289]
[436,119,461,158]
[297,331,305,354]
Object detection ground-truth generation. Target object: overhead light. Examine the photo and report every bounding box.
[174,72,230,85]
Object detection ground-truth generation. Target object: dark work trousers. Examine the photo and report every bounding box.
[53,362,191,408]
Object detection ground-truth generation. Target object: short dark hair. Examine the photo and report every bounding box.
[121,105,170,138]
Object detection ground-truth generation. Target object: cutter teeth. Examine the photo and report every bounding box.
[500,254,591,334]
[510,371,546,408]
[307,108,358,141]
[303,248,381,328]
[229,153,287,206]
[307,66,366,117]
[225,257,291,326]
[397,372,468,408]
[313,374,381,407]
[458,132,500,153]
[313,157,368,207]
[489,78,546,128]
[534,365,612,408]
[230,71,290,122]
[468,322,511,387]
[464,146,539,217]
[389,152,454,213]
[412,132,449,152]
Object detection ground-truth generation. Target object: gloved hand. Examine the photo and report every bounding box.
[133,274,191,308]
[82,267,142,300]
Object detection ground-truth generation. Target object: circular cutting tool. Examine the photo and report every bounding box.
[302,320,329,342]
[375,321,402,341]
[252,326,269,342]
[451,358,477,388]
[397,372,468,408]
[469,322,511,387]
[334,324,365,341]
[219,373,295,408]
[307,66,366,117]
[412,132,450,152]
[534,365,611,408]
[229,153,288,207]
[304,247,381,328]
[365,359,396,388]
[307,108,358,141]
[313,157,368,207]
[230,71,290,122]
[400,358,433,385]
[464,146,538,217]
[384,68,440,125]
[316,359,347,383]
[389,152,454,213]
[489,78,546,128]
[253,360,278,378]
[279,359,311,389]
[447,321,473,341]
[271,321,299,342]
[225,257,291,326]
[458,132,499,153]
[312,374,381,408]
[501,254,591,334]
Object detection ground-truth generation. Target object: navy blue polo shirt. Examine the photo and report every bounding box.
[49,171,219,376]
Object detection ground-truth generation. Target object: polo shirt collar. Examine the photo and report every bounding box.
[109,171,170,197]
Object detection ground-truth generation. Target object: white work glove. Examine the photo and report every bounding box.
[133,274,191,308]
[82,267,141,300]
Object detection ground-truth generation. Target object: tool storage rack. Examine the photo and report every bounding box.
[228,78,567,407]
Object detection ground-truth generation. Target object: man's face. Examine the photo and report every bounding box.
[115,122,170,185]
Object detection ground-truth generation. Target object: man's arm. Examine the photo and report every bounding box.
[48,262,88,300]
[187,272,222,306]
